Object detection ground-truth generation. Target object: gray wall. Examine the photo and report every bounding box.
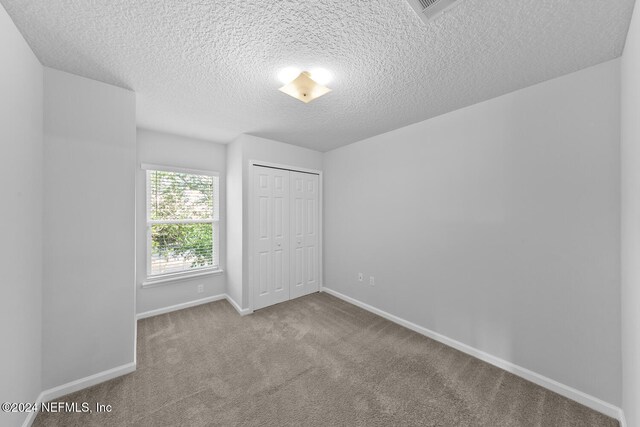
[323,60,622,405]
[621,0,640,424]
[136,128,227,314]
[226,134,323,309]
[0,4,43,427]
[43,68,136,389]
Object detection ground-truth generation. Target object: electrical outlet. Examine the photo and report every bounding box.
[358,273,364,282]
[197,284,204,293]
[369,276,375,286]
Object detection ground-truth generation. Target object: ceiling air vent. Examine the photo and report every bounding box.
[405,0,462,24]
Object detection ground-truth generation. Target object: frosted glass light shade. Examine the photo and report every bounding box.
[278,72,331,104]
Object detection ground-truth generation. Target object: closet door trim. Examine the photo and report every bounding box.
[247,160,323,313]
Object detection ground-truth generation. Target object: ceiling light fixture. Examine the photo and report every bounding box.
[277,67,302,85]
[278,69,332,104]
[308,68,333,85]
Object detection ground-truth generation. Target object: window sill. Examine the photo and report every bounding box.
[141,268,224,288]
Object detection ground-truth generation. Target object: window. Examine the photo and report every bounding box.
[145,165,219,278]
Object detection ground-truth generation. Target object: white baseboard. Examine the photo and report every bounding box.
[321,286,624,423]
[28,290,621,425]
[136,294,252,320]
[619,411,627,427]
[21,399,41,427]
[224,294,252,316]
[22,362,136,427]
[23,295,249,426]
[136,294,227,319]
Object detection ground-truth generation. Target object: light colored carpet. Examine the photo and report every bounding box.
[34,292,618,426]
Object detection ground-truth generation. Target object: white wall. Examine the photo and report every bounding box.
[136,129,227,314]
[226,134,323,309]
[43,68,136,389]
[226,138,244,307]
[0,4,43,427]
[324,60,622,405]
[621,0,640,425]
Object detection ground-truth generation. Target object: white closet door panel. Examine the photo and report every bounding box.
[274,248,284,291]
[253,166,290,310]
[294,198,303,238]
[257,251,270,296]
[294,247,304,286]
[290,172,319,299]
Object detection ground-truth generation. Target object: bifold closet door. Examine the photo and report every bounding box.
[253,166,290,310]
[290,171,320,299]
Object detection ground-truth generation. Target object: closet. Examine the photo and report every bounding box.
[252,165,320,310]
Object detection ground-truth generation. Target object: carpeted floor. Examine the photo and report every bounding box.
[34,292,618,426]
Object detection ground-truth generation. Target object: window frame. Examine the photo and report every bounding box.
[142,163,220,283]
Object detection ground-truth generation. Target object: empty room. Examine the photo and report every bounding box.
[2,0,640,426]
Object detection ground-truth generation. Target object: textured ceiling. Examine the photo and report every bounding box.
[2,0,635,151]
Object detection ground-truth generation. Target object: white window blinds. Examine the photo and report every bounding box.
[145,167,219,277]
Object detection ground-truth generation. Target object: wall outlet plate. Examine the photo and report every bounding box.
[197,284,204,293]
[369,276,375,286]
